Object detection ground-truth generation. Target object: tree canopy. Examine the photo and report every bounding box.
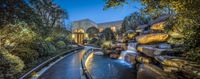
[100,28,115,41]
[121,12,150,33]
[0,0,71,78]
[86,26,99,38]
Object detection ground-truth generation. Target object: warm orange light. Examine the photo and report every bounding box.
[99,27,104,32]
[72,34,75,39]
[85,33,89,38]
[85,53,94,71]
[111,26,116,32]
[78,29,85,33]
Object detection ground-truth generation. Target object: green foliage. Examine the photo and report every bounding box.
[0,48,24,79]
[104,0,126,9]
[0,0,72,78]
[45,37,54,42]
[186,47,200,63]
[35,41,56,57]
[0,22,37,49]
[11,47,39,66]
[121,12,151,33]
[0,0,35,25]
[28,0,68,36]
[56,41,66,49]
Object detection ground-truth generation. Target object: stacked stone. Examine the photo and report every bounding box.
[124,15,200,79]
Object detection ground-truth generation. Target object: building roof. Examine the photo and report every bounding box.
[73,19,96,24]
[97,20,123,27]
[72,19,123,29]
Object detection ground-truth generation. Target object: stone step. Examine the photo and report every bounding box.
[150,22,166,32]
[155,56,200,78]
[137,64,176,79]
[154,56,188,68]
[124,53,138,65]
[137,45,175,57]
[136,33,169,44]
[125,53,152,64]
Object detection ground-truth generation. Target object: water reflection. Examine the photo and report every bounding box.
[85,54,136,79]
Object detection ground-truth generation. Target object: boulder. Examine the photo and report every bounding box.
[136,55,152,64]
[181,64,200,79]
[163,66,179,72]
[149,15,170,25]
[140,30,151,35]
[155,56,188,68]
[158,43,172,49]
[125,30,137,40]
[137,64,176,79]
[136,24,149,33]
[136,33,169,44]
[124,53,138,64]
[136,24,149,30]
[150,22,166,31]
[127,42,138,51]
[155,56,200,78]
[137,45,174,57]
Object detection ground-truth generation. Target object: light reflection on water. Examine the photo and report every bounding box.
[85,54,136,79]
[85,52,94,71]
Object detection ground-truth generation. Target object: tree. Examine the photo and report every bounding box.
[100,28,115,41]
[0,0,35,26]
[0,0,71,78]
[86,26,99,38]
[27,0,68,36]
[121,12,150,33]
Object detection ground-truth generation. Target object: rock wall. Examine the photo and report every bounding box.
[125,20,200,79]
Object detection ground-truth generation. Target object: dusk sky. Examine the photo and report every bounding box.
[54,0,142,23]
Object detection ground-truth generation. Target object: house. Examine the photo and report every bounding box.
[71,19,123,44]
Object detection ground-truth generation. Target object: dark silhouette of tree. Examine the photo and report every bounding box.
[0,0,35,26]
[27,0,68,36]
[86,26,99,38]
[121,12,150,33]
[100,28,115,41]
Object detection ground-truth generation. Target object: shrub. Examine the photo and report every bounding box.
[11,47,39,67]
[45,37,54,42]
[0,22,37,49]
[35,41,56,57]
[56,41,66,48]
[0,48,24,79]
